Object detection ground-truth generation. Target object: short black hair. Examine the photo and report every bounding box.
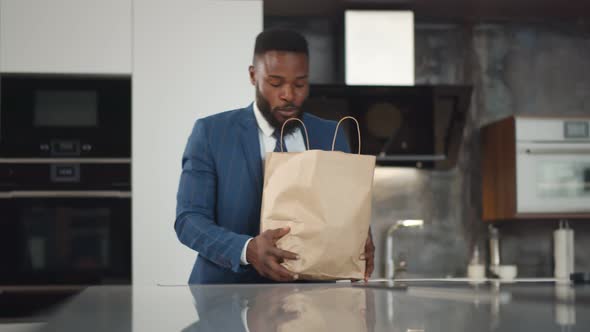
[253,28,309,57]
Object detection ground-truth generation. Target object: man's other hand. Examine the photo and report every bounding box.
[362,230,375,282]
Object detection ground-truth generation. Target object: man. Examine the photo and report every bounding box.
[175,29,374,284]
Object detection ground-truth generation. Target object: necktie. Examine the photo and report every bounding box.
[272,129,287,152]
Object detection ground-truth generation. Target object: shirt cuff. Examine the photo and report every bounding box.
[240,237,254,265]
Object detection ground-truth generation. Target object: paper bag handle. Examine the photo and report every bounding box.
[280,118,311,152]
[332,116,361,155]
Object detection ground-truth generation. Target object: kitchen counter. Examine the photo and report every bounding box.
[36,281,590,331]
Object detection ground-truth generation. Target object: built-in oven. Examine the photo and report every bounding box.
[0,74,131,158]
[0,161,131,285]
[516,118,590,213]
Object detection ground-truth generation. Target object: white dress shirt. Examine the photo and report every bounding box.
[253,101,307,160]
[240,102,307,265]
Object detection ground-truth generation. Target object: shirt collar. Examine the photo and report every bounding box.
[253,101,276,138]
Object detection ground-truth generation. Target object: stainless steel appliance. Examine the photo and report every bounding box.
[0,73,131,285]
[516,118,590,213]
[0,74,131,158]
[0,161,131,285]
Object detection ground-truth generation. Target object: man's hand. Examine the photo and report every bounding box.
[362,229,375,282]
[247,227,299,282]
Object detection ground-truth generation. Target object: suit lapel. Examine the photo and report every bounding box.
[302,112,320,150]
[236,109,327,196]
[238,104,263,197]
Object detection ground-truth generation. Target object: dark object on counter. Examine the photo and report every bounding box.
[571,272,590,284]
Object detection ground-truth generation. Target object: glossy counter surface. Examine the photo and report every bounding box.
[38,281,590,331]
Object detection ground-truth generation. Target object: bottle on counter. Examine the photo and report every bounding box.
[554,220,575,282]
[467,246,485,280]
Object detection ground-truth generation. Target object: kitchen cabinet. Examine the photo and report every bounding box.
[482,116,590,221]
[132,0,262,286]
[0,0,131,74]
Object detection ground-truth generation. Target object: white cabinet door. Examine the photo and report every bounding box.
[0,0,131,74]
[132,0,262,286]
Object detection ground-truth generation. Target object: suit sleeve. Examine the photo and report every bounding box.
[174,119,250,273]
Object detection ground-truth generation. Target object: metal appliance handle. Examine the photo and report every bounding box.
[0,158,131,164]
[0,191,131,199]
[520,148,590,155]
[377,154,447,161]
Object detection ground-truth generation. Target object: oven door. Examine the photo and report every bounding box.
[0,191,131,285]
[0,74,131,158]
[516,142,590,213]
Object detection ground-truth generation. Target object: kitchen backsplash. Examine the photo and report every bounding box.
[369,21,590,278]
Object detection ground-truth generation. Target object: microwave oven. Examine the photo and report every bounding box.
[0,74,131,158]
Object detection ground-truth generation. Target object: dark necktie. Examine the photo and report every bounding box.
[272,129,288,152]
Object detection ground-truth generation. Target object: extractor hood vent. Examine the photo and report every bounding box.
[304,84,472,170]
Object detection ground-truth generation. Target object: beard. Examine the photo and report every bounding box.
[255,85,302,136]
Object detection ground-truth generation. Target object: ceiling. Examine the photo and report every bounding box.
[265,0,590,21]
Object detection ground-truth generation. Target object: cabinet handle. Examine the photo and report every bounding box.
[0,191,131,199]
[0,158,131,164]
[521,148,590,155]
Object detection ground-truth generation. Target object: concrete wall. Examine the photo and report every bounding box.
[369,22,590,278]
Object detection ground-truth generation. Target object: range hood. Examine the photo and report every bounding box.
[303,84,472,170]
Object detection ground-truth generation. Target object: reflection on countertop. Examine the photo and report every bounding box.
[38,281,590,332]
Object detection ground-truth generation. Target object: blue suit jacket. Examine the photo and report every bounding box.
[175,103,350,284]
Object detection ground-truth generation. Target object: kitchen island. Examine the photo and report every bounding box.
[37,280,590,331]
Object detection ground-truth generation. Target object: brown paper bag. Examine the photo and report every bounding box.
[260,117,376,280]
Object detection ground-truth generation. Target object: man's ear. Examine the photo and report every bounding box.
[248,65,256,86]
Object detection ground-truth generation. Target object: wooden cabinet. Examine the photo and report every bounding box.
[482,116,590,221]
[0,0,131,74]
[481,117,517,221]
